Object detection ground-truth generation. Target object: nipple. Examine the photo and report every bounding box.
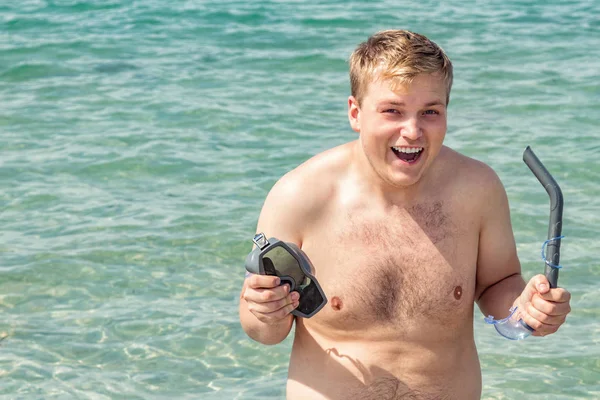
[331,296,343,311]
[454,286,462,300]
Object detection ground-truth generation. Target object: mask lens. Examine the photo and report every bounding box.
[260,242,326,317]
[262,246,306,287]
[296,280,325,316]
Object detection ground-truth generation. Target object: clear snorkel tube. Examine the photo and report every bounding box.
[485,146,564,340]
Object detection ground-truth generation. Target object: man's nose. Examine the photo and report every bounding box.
[400,117,422,140]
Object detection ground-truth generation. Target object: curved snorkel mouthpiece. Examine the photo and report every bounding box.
[484,306,533,340]
[486,146,564,340]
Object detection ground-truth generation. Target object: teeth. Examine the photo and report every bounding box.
[392,147,423,154]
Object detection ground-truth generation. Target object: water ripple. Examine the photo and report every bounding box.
[1,0,599,398]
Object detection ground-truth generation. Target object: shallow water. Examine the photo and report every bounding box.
[1,1,599,398]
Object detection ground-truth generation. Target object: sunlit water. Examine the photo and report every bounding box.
[1,1,599,398]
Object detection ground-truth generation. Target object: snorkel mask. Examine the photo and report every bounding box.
[245,233,327,318]
[485,146,565,340]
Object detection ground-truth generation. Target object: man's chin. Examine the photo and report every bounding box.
[385,170,424,188]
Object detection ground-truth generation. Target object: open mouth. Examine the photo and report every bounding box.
[391,146,424,163]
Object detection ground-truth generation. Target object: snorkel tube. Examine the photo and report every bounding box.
[485,146,564,340]
[523,146,564,287]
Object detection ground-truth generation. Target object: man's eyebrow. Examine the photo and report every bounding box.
[381,100,446,107]
[424,100,446,107]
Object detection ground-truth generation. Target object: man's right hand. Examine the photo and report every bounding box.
[242,274,300,324]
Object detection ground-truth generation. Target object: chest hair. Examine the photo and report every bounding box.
[324,201,466,326]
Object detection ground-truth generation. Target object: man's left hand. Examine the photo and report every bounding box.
[515,274,571,337]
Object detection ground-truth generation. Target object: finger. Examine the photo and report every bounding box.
[538,288,571,303]
[246,274,281,289]
[248,292,298,314]
[250,297,300,323]
[520,310,560,336]
[525,301,568,325]
[520,274,549,303]
[244,284,290,304]
[531,274,550,294]
[531,295,572,316]
[532,326,560,337]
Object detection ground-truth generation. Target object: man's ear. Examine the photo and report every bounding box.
[348,96,361,133]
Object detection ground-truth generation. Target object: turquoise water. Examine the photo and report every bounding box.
[1,0,599,398]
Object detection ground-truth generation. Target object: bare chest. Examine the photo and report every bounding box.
[304,201,478,331]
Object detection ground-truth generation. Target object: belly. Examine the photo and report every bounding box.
[287,193,481,399]
[287,324,482,400]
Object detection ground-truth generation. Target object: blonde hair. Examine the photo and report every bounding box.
[349,30,453,105]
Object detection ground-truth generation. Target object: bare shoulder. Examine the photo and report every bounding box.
[440,146,501,182]
[269,142,350,210]
[435,146,507,211]
[257,142,352,242]
[440,146,503,186]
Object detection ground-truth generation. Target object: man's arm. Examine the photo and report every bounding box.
[474,167,525,319]
[239,168,322,344]
[474,167,571,336]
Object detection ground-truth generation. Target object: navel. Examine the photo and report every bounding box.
[331,296,343,311]
[453,286,463,300]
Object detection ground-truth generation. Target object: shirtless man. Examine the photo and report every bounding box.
[239,30,572,399]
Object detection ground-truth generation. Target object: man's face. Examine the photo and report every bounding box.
[348,73,448,188]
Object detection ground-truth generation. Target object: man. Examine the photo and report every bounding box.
[238,30,571,399]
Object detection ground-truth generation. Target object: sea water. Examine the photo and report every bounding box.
[1,1,599,398]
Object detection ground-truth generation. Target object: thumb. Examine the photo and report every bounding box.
[521,274,549,302]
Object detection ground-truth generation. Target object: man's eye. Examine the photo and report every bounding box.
[384,109,400,114]
[423,110,439,115]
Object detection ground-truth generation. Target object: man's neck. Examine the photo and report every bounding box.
[350,140,426,208]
